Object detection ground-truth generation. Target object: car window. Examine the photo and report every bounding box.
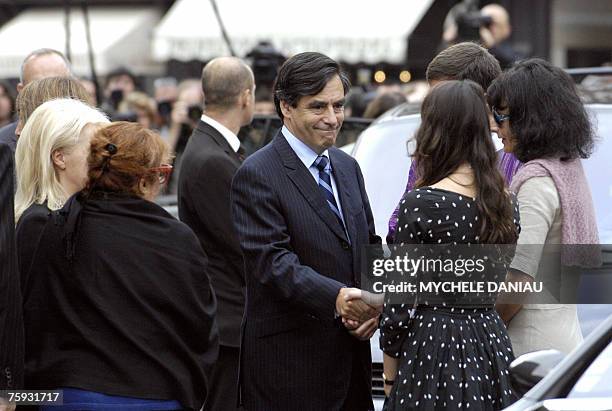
[568,341,612,398]
[352,116,420,236]
[584,106,612,243]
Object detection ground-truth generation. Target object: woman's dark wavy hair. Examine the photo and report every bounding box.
[414,80,518,244]
[487,58,595,163]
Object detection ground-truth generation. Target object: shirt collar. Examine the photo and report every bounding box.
[200,113,241,153]
[282,125,330,170]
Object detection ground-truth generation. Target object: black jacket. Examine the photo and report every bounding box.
[18,192,219,410]
[0,142,23,390]
[0,122,17,154]
[178,120,245,347]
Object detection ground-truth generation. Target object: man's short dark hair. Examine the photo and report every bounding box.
[426,42,501,90]
[273,52,350,119]
[201,57,254,110]
[487,58,595,163]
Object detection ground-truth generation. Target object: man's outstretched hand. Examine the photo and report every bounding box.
[335,288,382,324]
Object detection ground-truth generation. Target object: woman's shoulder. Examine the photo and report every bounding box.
[516,176,559,210]
[16,203,51,232]
[401,187,475,208]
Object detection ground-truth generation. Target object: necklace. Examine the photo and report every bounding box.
[447,175,474,187]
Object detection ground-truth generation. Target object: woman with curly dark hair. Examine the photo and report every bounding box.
[489,58,600,357]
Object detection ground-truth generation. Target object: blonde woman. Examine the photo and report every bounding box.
[15,99,107,285]
[15,98,108,220]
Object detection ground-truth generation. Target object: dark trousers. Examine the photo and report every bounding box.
[341,343,374,411]
[204,345,240,411]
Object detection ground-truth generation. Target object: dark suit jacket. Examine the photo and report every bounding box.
[0,122,17,154]
[231,131,380,410]
[178,120,245,348]
[0,142,24,389]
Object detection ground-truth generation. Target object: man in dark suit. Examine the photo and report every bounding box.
[0,142,23,395]
[231,52,381,411]
[178,57,255,411]
[0,48,72,153]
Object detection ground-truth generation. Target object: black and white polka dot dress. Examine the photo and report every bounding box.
[380,187,520,411]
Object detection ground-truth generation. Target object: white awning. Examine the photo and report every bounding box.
[153,0,434,64]
[0,6,162,78]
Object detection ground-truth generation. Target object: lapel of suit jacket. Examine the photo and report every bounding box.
[196,120,242,164]
[273,132,349,243]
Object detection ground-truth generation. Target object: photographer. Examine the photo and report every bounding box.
[154,77,178,132]
[480,4,520,68]
[166,79,203,193]
[101,67,137,117]
[443,1,520,69]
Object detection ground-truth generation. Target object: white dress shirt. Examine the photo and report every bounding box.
[201,113,241,153]
[282,125,346,227]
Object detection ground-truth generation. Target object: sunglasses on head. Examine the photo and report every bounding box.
[149,164,173,185]
[492,107,510,125]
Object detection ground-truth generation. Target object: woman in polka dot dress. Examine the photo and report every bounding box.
[380,80,521,411]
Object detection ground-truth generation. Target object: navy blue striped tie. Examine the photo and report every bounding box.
[314,155,345,229]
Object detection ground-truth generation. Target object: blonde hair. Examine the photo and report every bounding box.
[15,98,109,221]
[17,76,92,125]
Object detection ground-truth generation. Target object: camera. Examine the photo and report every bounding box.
[456,12,493,41]
[246,41,286,88]
[157,100,173,120]
[450,0,493,43]
[109,89,124,111]
[187,105,203,123]
[112,111,138,123]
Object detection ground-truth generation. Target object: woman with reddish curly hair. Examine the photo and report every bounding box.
[21,122,218,410]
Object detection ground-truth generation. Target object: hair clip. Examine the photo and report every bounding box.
[105,143,117,155]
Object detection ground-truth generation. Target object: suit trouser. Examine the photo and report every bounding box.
[204,345,241,411]
[340,342,374,411]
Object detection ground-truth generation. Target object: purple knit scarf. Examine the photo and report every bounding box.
[510,158,601,268]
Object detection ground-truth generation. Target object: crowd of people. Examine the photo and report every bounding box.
[0,11,603,411]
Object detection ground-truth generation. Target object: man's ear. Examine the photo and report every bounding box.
[16,82,24,93]
[280,100,293,119]
[241,88,252,108]
[52,149,66,170]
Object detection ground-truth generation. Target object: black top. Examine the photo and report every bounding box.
[17,191,219,410]
[392,187,520,307]
[394,186,520,246]
[16,203,51,292]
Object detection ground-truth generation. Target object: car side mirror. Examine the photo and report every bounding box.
[509,349,566,395]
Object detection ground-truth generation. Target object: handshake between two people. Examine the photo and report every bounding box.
[335,288,384,341]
